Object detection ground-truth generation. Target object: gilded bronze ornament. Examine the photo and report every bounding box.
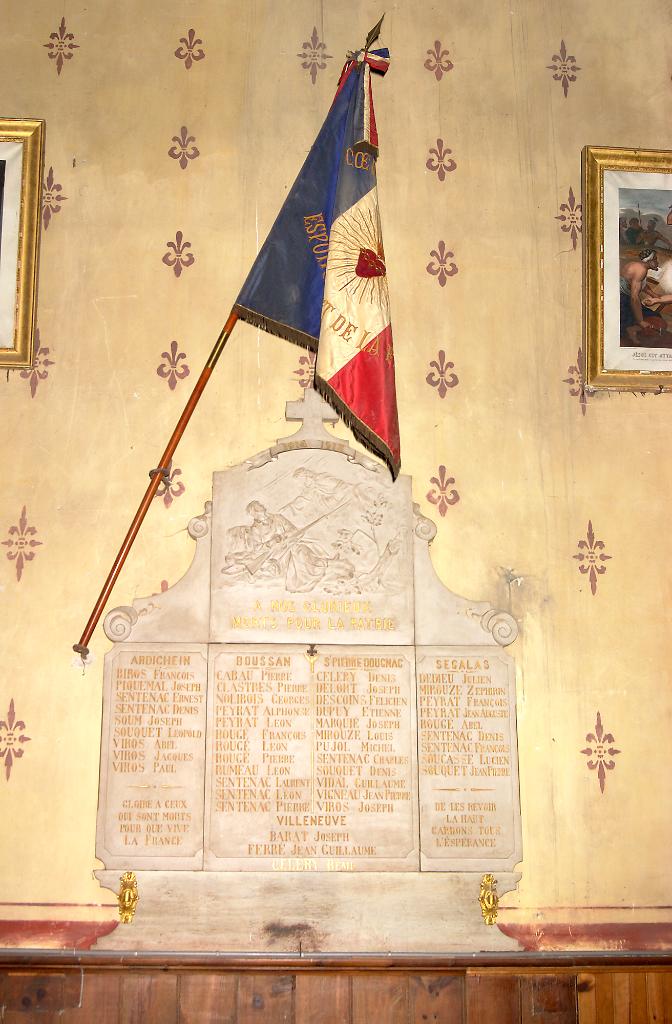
[118,871,139,923]
[478,873,498,926]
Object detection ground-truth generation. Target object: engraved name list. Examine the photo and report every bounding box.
[204,646,418,872]
[97,644,208,870]
[417,648,521,872]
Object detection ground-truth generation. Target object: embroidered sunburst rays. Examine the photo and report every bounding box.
[329,204,390,315]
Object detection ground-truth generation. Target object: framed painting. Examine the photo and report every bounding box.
[583,145,672,390]
[0,118,44,369]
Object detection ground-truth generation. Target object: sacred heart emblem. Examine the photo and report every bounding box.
[355,247,386,278]
[330,208,389,304]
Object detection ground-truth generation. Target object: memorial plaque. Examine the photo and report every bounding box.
[204,645,419,871]
[96,644,208,870]
[417,647,522,871]
[209,450,414,645]
[95,392,524,952]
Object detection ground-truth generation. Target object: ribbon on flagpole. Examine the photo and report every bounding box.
[337,47,390,156]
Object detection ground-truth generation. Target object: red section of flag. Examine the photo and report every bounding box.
[365,52,390,73]
[325,325,400,471]
[366,71,378,151]
[333,57,357,103]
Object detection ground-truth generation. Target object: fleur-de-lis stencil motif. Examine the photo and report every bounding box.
[426,140,457,181]
[426,351,459,397]
[157,340,190,391]
[168,127,200,169]
[43,16,79,75]
[556,187,582,249]
[2,507,42,582]
[424,40,453,81]
[297,27,332,85]
[175,29,205,69]
[162,231,195,277]
[427,466,460,515]
[0,700,31,781]
[155,462,186,508]
[42,167,67,230]
[293,351,316,390]
[427,241,458,286]
[19,332,54,398]
[547,40,580,97]
[581,712,620,794]
[574,521,611,595]
[563,348,587,416]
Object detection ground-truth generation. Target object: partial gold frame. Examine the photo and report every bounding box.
[0,118,45,368]
[583,144,672,391]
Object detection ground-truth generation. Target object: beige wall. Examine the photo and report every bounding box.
[3,0,671,938]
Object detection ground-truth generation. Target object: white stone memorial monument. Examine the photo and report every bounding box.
[94,389,522,952]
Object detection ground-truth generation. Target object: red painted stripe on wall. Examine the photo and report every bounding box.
[499,922,672,951]
[0,919,118,950]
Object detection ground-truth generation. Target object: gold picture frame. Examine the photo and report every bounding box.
[583,145,672,390]
[0,117,45,368]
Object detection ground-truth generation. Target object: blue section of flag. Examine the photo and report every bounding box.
[234,55,381,347]
[331,131,376,224]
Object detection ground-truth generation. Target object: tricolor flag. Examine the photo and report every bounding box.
[233,31,400,478]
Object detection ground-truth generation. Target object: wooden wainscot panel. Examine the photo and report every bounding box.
[295,974,352,1023]
[410,974,465,1022]
[237,975,295,1023]
[0,971,82,1015]
[352,974,409,1024]
[118,972,179,1024]
[178,973,238,1024]
[520,975,578,1023]
[466,974,521,1024]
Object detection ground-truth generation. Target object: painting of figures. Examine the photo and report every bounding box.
[0,160,5,278]
[618,188,672,348]
[583,146,672,387]
[0,119,43,367]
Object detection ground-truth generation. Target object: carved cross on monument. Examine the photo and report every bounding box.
[284,385,338,442]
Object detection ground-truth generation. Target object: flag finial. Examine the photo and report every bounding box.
[364,14,385,51]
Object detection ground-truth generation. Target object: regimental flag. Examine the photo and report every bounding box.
[233,35,400,478]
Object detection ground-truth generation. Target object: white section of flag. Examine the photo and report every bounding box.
[316,187,391,381]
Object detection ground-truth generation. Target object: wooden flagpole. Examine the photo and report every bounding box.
[73,309,239,659]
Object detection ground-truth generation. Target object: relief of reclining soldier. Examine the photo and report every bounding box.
[220,468,404,595]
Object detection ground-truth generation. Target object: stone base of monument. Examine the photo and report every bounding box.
[94,869,522,952]
[92,390,524,954]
